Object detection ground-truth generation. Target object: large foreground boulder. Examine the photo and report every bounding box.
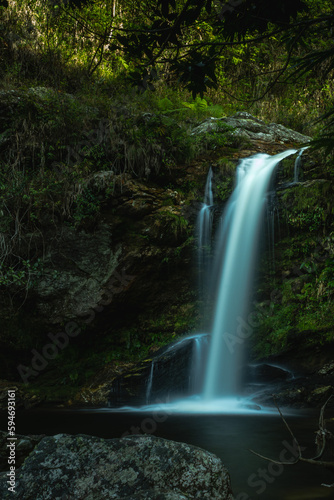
[0,434,233,499]
[0,431,44,472]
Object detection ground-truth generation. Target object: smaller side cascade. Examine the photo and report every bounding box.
[293,147,308,183]
[197,167,214,301]
[145,361,155,404]
[191,334,210,395]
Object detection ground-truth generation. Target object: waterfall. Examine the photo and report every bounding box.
[146,361,154,404]
[143,334,209,403]
[190,334,209,394]
[203,150,297,400]
[197,167,214,296]
[108,149,303,414]
[293,147,307,183]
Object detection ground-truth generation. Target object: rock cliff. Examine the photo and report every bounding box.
[1,94,333,408]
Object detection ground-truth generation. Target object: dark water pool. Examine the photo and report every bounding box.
[1,408,333,499]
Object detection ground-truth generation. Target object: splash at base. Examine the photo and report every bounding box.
[100,395,293,416]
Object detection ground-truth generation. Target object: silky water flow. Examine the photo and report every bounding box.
[107,149,299,414]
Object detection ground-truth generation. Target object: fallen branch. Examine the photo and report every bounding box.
[249,395,334,484]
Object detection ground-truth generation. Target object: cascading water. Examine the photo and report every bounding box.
[293,147,307,183]
[146,361,155,404]
[203,150,297,400]
[197,167,214,296]
[190,334,209,394]
[107,149,301,415]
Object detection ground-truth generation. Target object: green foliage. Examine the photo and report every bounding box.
[126,113,198,165]
[72,188,101,226]
[158,211,190,238]
[282,181,332,234]
[181,97,227,119]
[310,107,334,156]
[157,97,174,111]
[140,303,198,338]
[0,258,44,289]
[1,0,334,152]
[285,206,325,232]
[317,258,334,300]
[300,260,317,274]
[182,96,208,112]
[0,85,205,269]
[198,121,240,151]
[40,300,200,395]
[254,226,334,359]
[216,178,233,202]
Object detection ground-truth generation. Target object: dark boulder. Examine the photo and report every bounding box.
[0,433,234,499]
[0,430,44,472]
[246,363,293,385]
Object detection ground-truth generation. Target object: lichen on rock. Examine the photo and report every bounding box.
[0,434,234,499]
[191,111,311,144]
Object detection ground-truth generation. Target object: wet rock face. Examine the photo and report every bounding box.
[246,363,292,385]
[257,383,334,409]
[0,434,234,500]
[109,337,199,406]
[252,358,334,409]
[36,225,121,323]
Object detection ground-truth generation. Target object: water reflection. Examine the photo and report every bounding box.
[2,408,333,499]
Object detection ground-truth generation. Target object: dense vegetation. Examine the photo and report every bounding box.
[0,0,334,395]
[1,0,332,257]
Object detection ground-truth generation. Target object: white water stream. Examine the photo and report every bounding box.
[197,166,214,295]
[293,147,307,182]
[203,150,297,400]
[110,149,300,414]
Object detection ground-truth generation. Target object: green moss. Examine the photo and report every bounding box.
[281,180,333,233]
[253,223,334,359]
[24,382,79,402]
[157,210,190,238]
[139,303,198,340]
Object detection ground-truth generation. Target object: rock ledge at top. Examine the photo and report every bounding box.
[191,111,311,144]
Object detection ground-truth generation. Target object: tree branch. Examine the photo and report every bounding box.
[249,396,334,481]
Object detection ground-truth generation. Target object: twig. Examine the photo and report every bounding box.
[249,448,300,466]
[250,395,334,473]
